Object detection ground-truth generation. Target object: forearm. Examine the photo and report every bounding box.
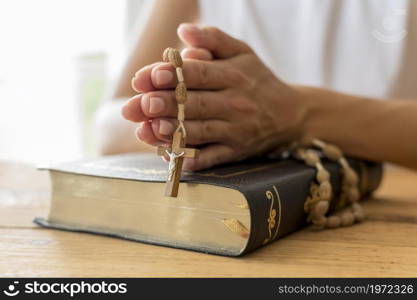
[94,100,154,154]
[298,86,417,169]
[96,0,198,154]
[113,0,199,98]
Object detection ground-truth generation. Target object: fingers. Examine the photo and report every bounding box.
[136,118,229,146]
[139,120,235,171]
[141,90,228,120]
[177,23,252,59]
[138,120,236,171]
[134,23,249,92]
[183,144,235,171]
[124,89,231,122]
[181,47,213,60]
[132,59,241,92]
[121,94,146,122]
[131,62,160,93]
[134,121,165,147]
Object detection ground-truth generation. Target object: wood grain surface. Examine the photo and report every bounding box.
[0,161,416,277]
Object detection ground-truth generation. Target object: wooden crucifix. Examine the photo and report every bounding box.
[157,129,199,197]
[157,47,199,197]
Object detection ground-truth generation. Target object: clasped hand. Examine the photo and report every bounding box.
[122,24,307,170]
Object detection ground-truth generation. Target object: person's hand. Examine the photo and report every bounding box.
[122,24,308,171]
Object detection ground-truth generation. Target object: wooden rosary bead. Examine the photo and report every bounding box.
[316,168,330,183]
[303,150,320,166]
[168,49,183,68]
[338,157,349,169]
[318,181,332,201]
[340,211,355,226]
[312,200,330,217]
[163,47,183,67]
[347,187,360,202]
[352,203,365,221]
[176,67,185,82]
[354,210,365,222]
[312,138,326,148]
[352,202,362,212]
[353,209,365,222]
[322,144,343,160]
[294,148,305,160]
[175,82,187,104]
[162,47,173,63]
[312,216,327,229]
[291,138,363,230]
[304,195,318,213]
[308,184,320,204]
[326,216,341,228]
[345,167,359,186]
[177,104,185,122]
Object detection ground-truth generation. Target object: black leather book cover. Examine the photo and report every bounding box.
[35,154,383,256]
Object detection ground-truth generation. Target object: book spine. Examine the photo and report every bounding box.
[240,160,383,255]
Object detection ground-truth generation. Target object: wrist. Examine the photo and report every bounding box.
[291,85,362,146]
[289,84,319,143]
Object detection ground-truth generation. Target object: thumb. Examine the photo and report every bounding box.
[177,23,252,59]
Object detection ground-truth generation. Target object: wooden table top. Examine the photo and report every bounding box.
[0,160,416,277]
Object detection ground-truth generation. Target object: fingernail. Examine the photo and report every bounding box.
[155,70,173,85]
[121,101,131,119]
[159,119,175,135]
[149,97,165,114]
[179,23,202,34]
[122,96,139,120]
[140,94,150,114]
[131,76,140,93]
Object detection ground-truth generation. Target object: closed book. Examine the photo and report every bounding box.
[34,153,382,256]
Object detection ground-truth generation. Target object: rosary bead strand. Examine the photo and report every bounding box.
[291,139,364,230]
[157,48,199,197]
[164,48,187,137]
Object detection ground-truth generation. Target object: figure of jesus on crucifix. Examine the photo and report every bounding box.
[157,127,198,197]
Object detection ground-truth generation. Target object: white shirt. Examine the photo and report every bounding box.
[199,0,417,99]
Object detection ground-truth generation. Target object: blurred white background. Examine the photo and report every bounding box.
[0,0,146,164]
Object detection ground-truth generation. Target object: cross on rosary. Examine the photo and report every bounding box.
[157,48,199,197]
